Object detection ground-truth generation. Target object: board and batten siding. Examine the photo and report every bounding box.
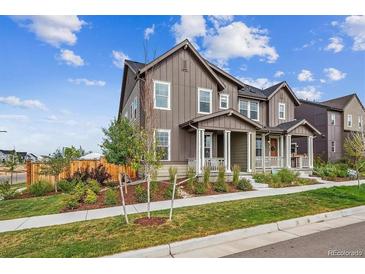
[327,111,343,161]
[268,88,296,127]
[290,125,313,136]
[343,96,365,132]
[199,115,256,132]
[230,132,248,171]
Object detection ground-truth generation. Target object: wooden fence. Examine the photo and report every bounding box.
[26,157,136,187]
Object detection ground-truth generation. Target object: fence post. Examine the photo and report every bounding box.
[26,160,31,189]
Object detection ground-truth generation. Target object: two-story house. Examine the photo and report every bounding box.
[118,39,321,178]
[295,94,365,162]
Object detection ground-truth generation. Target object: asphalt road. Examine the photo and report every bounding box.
[224,221,365,258]
[0,172,26,183]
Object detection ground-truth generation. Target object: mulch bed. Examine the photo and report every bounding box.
[134,216,167,226]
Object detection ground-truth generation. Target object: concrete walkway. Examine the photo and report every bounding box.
[0,178,363,233]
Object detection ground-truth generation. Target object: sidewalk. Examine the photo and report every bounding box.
[0,179,363,233]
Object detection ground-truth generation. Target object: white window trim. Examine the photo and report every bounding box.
[219,93,229,110]
[204,132,213,158]
[291,143,298,154]
[358,116,362,128]
[255,136,263,157]
[155,129,171,161]
[331,141,336,153]
[198,88,213,114]
[238,99,260,121]
[347,114,352,127]
[153,80,171,110]
[278,103,286,120]
[330,113,336,126]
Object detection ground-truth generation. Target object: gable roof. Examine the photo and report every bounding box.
[299,99,343,112]
[125,60,145,73]
[179,108,262,129]
[321,93,365,111]
[262,81,301,105]
[277,118,321,135]
[139,39,226,91]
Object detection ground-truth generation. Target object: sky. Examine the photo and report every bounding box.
[0,15,364,155]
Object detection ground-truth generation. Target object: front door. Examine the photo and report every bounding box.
[270,138,278,157]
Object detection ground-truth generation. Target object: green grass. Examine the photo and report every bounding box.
[0,194,66,220]
[1,185,365,258]
[10,182,26,190]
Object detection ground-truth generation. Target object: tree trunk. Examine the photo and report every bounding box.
[147,175,151,218]
[169,174,177,221]
[10,171,13,185]
[119,174,129,224]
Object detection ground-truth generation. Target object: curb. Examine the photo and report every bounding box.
[107,205,365,258]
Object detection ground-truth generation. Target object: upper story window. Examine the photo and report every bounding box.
[347,114,352,127]
[198,88,212,114]
[359,116,363,128]
[153,80,171,110]
[278,103,286,120]
[330,113,336,125]
[130,97,138,120]
[331,141,336,153]
[238,99,259,121]
[219,94,229,110]
[155,129,170,161]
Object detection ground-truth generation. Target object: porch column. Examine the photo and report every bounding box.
[196,128,205,174]
[285,134,292,168]
[280,135,284,167]
[224,130,231,172]
[261,133,266,172]
[247,132,251,172]
[251,132,256,173]
[308,135,313,168]
[200,129,205,172]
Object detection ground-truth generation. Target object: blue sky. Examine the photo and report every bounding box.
[0,15,364,155]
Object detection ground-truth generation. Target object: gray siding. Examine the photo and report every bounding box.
[199,115,256,132]
[343,96,365,132]
[231,132,247,171]
[327,111,343,161]
[290,125,313,136]
[268,88,296,127]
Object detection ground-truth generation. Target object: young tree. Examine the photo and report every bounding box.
[344,132,365,188]
[4,150,20,185]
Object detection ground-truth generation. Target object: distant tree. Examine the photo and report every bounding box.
[344,132,365,188]
[4,151,20,185]
[63,146,84,162]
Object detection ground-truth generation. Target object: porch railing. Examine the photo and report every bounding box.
[256,156,284,168]
[291,156,310,168]
[188,158,225,171]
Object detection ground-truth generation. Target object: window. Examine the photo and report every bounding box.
[219,94,229,109]
[154,80,170,110]
[279,103,286,120]
[347,114,352,127]
[359,116,362,128]
[198,88,212,114]
[124,111,128,118]
[330,113,336,125]
[155,129,170,161]
[132,97,138,119]
[291,143,297,154]
[238,99,259,121]
[204,133,212,158]
[256,137,262,157]
[331,141,335,153]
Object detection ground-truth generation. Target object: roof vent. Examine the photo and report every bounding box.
[182,60,188,72]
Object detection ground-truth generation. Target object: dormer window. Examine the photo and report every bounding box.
[219,94,229,109]
[279,103,286,120]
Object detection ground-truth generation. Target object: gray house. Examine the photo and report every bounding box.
[295,94,365,162]
[118,39,321,177]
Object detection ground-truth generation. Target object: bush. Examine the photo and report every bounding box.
[0,180,17,200]
[87,179,101,194]
[150,180,159,197]
[314,162,350,179]
[104,188,118,206]
[253,173,271,184]
[84,189,97,204]
[57,180,76,193]
[237,178,253,191]
[29,181,53,197]
[232,165,240,187]
[187,167,196,191]
[69,165,111,185]
[214,166,228,192]
[275,168,298,184]
[194,181,207,194]
[64,194,79,209]
[168,167,177,184]
[203,166,210,187]
[73,182,86,201]
[135,184,148,203]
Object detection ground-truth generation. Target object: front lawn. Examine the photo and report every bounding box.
[1,185,365,258]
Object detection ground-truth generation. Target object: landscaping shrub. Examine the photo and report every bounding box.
[187,167,196,191]
[214,166,228,192]
[69,165,111,185]
[275,168,298,184]
[232,165,240,187]
[64,194,79,209]
[168,167,177,183]
[57,180,76,193]
[84,189,97,204]
[252,173,271,184]
[135,184,148,203]
[150,180,159,197]
[0,180,17,200]
[203,166,210,187]
[29,181,53,197]
[104,189,118,206]
[73,182,86,201]
[237,178,253,191]
[314,162,350,179]
[87,179,101,194]
[194,181,207,194]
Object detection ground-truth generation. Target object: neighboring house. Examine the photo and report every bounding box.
[118,39,321,177]
[0,150,38,163]
[79,152,103,160]
[295,94,365,162]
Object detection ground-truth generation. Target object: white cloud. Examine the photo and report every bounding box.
[204,21,278,65]
[238,77,278,89]
[320,79,326,83]
[0,114,29,121]
[12,16,86,47]
[324,37,344,53]
[342,15,365,51]
[324,67,346,81]
[58,49,84,67]
[172,15,206,47]
[208,16,234,29]
[144,24,155,40]
[68,78,106,87]
[112,50,129,69]
[0,96,47,111]
[274,70,285,78]
[294,86,322,101]
[297,69,314,82]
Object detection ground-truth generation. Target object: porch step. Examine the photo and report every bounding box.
[239,175,269,189]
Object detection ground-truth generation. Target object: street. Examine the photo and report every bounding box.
[224,221,365,258]
[0,172,26,184]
